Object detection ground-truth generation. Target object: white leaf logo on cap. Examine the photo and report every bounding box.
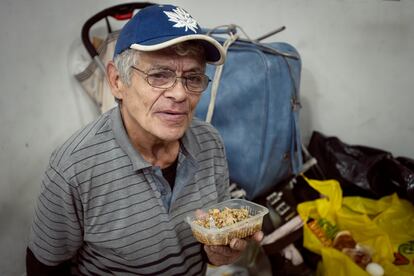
[163,7,198,33]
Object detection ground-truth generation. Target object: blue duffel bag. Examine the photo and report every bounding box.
[195,26,303,200]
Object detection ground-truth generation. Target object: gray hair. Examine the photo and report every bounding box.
[113,49,138,87]
[113,41,206,87]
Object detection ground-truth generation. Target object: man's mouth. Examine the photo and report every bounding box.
[156,110,188,123]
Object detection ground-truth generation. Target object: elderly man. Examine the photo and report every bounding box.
[26,4,262,276]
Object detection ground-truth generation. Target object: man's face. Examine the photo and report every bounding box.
[118,49,205,143]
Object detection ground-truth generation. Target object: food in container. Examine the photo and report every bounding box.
[186,199,268,245]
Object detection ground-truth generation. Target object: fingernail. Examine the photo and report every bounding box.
[230,239,239,248]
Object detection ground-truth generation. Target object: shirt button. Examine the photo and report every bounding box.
[154,191,161,197]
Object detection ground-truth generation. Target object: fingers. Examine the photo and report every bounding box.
[229,238,247,251]
[205,231,264,253]
[252,231,264,243]
[204,239,248,254]
[204,244,243,266]
[204,244,236,257]
[203,232,264,266]
[194,209,208,219]
[228,231,263,251]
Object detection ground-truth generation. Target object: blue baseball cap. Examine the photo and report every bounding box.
[113,4,225,65]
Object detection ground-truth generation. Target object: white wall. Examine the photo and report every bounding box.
[0,0,413,275]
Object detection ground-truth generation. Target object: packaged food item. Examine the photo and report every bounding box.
[332,230,357,251]
[307,221,378,270]
[306,218,338,247]
[365,262,385,276]
[342,245,372,269]
[332,230,376,270]
[186,199,268,245]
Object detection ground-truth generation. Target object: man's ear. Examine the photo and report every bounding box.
[107,61,125,100]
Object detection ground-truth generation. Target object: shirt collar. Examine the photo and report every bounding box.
[110,106,150,171]
[180,120,201,161]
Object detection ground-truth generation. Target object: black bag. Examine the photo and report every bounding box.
[307,131,414,203]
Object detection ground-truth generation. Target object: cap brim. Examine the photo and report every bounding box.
[130,34,226,65]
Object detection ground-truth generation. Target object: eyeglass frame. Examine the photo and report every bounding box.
[130,66,211,94]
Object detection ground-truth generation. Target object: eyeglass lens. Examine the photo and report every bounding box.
[132,67,209,93]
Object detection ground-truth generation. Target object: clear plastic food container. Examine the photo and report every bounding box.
[186,199,269,245]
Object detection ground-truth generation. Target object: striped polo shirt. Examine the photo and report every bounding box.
[29,106,230,275]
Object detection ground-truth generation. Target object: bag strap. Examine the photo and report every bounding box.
[205,28,239,123]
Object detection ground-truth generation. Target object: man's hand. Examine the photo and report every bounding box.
[203,231,264,266]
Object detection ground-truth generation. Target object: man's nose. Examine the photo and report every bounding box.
[164,77,187,101]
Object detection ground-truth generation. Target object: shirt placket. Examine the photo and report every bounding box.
[141,167,170,213]
[152,167,173,210]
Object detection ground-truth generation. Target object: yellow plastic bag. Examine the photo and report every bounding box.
[297,176,414,276]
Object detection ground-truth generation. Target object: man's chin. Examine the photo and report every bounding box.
[154,115,191,141]
[156,126,187,142]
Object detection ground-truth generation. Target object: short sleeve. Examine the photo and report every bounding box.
[28,160,83,266]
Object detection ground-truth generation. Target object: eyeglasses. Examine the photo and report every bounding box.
[131,66,210,93]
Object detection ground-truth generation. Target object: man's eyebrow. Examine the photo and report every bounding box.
[184,68,204,73]
[148,65,204,73]
[148,65,173,71]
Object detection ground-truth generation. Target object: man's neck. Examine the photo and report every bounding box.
[118,104,182,168]
[134,139,180,169]
[122,118,180,169]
